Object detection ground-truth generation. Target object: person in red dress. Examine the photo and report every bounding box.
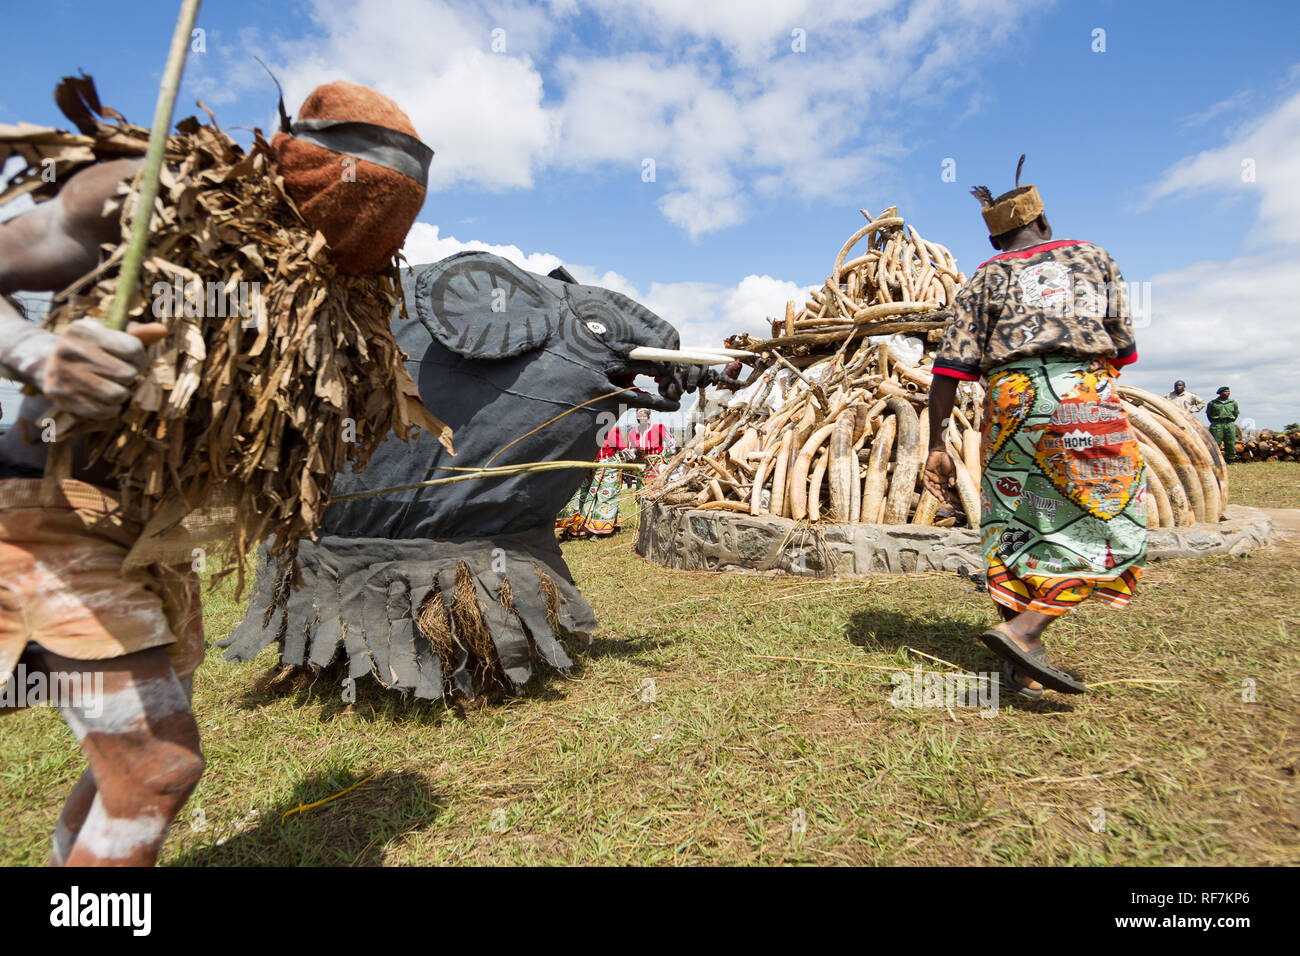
[627,408,678,486]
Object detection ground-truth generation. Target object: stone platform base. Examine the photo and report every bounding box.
[634,502,1274,577]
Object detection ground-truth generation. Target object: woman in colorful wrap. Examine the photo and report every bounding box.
[923,157,1145,700]
[628,408,678,487]
[556,423,628,538]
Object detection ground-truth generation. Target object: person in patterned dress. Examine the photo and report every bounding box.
[556,424,629,538]
[922,157,1146,700]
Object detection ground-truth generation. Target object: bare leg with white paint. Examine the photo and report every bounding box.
[26,646,204,867]
[48,769,96,866]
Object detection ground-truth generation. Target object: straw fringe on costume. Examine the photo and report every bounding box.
[222,528,596,700]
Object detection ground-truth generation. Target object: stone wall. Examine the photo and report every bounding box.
[635,501,1274,577]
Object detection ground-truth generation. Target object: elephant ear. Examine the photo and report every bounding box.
[412,251,561,359]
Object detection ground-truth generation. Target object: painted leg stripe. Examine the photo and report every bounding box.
[61,675,190,738]
[74,799,170,862]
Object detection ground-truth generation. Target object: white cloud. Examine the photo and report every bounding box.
[550,0,1040,236]
[403,221,565,275]
[1135,89,1300,427]
[207,0,1040,236]
[582,0,868,64]
[1181,90,1252,128]
[1145,89,1300,246]
[722,274,811,336]
[197,0,559,191]
[1125,250,1300,428]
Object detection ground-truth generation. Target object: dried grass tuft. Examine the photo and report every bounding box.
[416,583,455,665]
[537,568,563,635]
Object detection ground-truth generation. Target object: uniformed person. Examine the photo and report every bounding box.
[1206,386,1240,462]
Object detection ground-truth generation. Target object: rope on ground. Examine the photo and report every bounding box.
[281,771,379,824]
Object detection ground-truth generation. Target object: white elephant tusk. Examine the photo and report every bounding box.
[680,347,756,358]
[626,347,737,365]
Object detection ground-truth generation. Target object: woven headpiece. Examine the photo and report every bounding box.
[970,154,1043,236]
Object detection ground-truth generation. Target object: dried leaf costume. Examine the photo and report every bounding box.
[0,75,448,683]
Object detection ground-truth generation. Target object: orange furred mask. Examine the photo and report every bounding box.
[271,82,432,275]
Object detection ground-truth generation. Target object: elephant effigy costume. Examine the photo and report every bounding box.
[222,252,703,699]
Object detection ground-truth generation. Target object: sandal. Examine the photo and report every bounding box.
[1000,660,1043,701]
[978,628,1087,694]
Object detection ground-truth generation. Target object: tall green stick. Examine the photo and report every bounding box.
[105,0,203,331]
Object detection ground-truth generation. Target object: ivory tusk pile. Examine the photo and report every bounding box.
[646,204,1229,535]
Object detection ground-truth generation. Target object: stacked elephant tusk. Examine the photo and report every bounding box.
[649,206,978,526]
[1117,385,1228,527]
[649,208,1229,530]
[787,204,962,335]
[651,340,984,526]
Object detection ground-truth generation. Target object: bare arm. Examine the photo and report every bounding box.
[921,373,959,502]
[0,158,142,295]
[0,158,163,418]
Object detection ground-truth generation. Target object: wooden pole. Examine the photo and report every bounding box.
[105,0,203,330]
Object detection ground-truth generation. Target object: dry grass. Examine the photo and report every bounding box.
[1226,461,1300,510]
[0,464,1296,865]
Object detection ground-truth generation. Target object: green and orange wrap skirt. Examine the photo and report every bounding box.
[980,355,1147,617]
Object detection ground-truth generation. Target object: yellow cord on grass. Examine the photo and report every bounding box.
[281,771,379,824]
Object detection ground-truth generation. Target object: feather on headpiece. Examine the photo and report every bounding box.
[973,154,1043,236]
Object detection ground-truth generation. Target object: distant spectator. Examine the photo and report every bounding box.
[1206,386,1239,463]
[628,407,677,486]
[1166,380,1205,414]
[556,425,627,539]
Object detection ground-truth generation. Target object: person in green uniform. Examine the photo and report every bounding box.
[1206,386,1240,462]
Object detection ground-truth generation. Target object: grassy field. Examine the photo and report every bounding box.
[1,463,1297,865]
[1224,461,1300,510]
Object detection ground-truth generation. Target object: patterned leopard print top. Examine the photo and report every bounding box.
[932,239,1137,381]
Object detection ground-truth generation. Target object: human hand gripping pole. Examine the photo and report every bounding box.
[39,319,166,419]
[0,303,165,420]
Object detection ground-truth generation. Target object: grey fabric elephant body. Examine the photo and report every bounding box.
[222,252,685,699]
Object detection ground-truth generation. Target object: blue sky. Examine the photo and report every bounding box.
[4,0,1299,428]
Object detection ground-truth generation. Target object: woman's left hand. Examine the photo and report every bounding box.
[922,449,957,502]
